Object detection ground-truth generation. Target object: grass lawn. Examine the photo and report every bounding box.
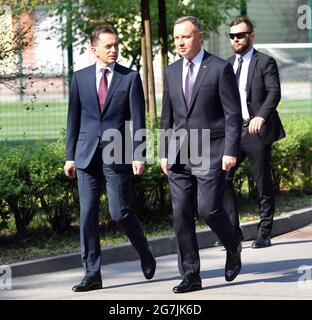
[279,99,312,115]
[0,191,311,265]
[0,100,67,141]
[0,98,311,142]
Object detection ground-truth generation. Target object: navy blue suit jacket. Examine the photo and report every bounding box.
[66,63,146,169]
[160,50,242,169]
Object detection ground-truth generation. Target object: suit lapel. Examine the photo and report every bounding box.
[101,63,123,116]
[246,49,258,98]
[187,50,211,116]
[228,54,235,66]
[175,59,188,115]
[86,64,101,116]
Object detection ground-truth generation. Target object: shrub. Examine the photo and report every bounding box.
[0,115,310,235]
[29,134,79,233]
[272,115,312,192]
[0,145,37,235]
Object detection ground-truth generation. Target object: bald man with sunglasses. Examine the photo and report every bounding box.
[223,17,285,248]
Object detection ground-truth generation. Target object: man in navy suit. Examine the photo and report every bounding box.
[224,17,285,249]
[64,25,156,292]
[160,16,243,293]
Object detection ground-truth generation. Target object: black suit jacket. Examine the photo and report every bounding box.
[228,49,285,144]
[161,50,242,169]
[66,63,146,169]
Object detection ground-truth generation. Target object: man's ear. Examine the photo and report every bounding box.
[198,31,204,43]
[91,46,96,54]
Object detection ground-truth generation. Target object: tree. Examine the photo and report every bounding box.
[0,1,53,97]
[49,0,241,121]
[51,0,242,68]
[158,0,168,85]
[141,0,156,127]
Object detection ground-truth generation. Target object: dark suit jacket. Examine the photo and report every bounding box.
[160,50,242,169]
[65,63,146,169]
[228,49,285,144]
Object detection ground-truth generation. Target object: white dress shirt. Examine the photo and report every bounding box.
[182,47,205,95]
[233,47,254,121]
[95,61,115,91]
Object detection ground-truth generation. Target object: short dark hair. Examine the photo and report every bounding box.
[90,25,119,46]
[174,16,202,32]
[230,16,254,33]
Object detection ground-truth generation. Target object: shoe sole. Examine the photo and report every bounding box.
[252,243,271,249]
[72,284,102,292]
[173,285,202,294]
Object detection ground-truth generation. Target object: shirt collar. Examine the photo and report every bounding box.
[183,47,205,67]
[236,47,254,62]
[96,61,115,74]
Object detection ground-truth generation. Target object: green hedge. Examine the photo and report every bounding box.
[0,115,311,235]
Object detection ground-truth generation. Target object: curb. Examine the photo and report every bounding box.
[9,206,312,278]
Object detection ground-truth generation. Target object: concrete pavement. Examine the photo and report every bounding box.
[1,223,312,300]
[8,206,312,278]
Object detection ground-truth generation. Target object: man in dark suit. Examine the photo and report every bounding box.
[160,16,243,293]
[64,25,156,292]
[224,17,285,248]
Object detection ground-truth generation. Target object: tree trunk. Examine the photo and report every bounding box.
[158,0,169,86]
[141,36,148,112]
[141,0,157,127]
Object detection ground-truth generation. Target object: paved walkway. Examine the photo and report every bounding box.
[1,224,312,300]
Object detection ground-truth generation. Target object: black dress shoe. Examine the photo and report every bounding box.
[252,236,271,248]
[141,252,156,280]
[225,243,242,282]
[72,276,102,292]
[173,273,202,293]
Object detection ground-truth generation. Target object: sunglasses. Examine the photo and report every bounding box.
[229,32,251,40]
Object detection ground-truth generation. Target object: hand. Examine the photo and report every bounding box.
[248,116,265,135]
[132,161,144,175]
[64,161,76,179]
[160,159,168,176]
[222,155,237,171]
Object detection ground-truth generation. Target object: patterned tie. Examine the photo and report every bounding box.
[184,61,194,109]
[235,57,243,85]
[98,68,108,111]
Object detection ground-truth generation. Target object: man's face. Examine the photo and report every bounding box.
[229,22,255,55]
[91,32,119,66]
[173,21,203,60]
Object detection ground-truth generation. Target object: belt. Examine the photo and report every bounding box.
[243,119,250,127]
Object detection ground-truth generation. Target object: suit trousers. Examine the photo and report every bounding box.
[168,163,240,276]
[76,146,149,278]
[223,127,275,239]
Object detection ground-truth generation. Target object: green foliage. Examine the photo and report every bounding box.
[232,115,312,195]
[49,0,241,69]
[29,132,79,232]
[131,115,172,225]
[272,115,312,192]
[0,131,79,234]
[0,116,310,235]
[158,0,241,53]
[132,163,171,225]
[0,144,37,235]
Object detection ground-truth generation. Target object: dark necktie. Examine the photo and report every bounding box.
[98,68,108,111]
[235,57,243,85]
[184,61,194,108]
